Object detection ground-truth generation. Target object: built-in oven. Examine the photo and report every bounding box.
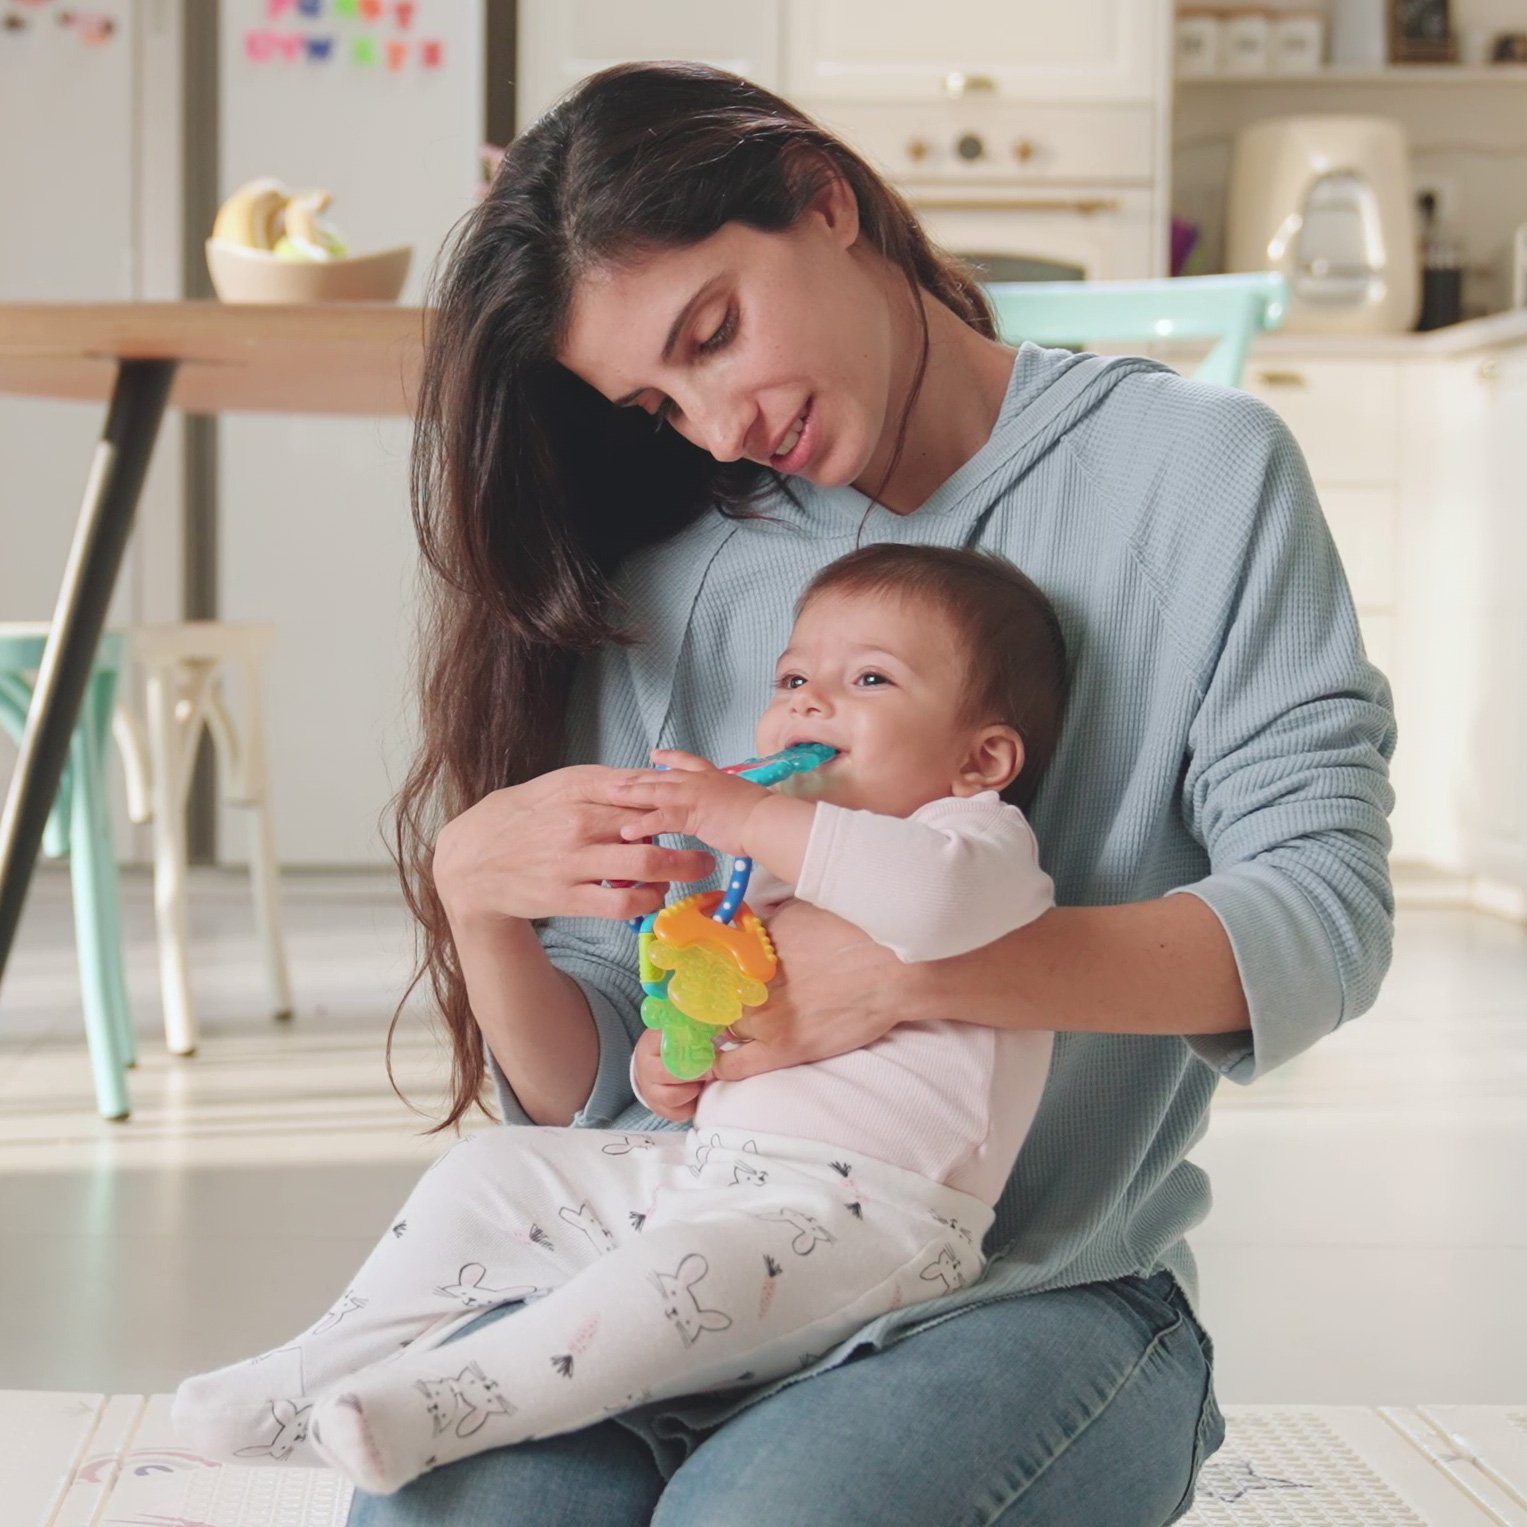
[907,186,1160,283]
[813,98,1165,284]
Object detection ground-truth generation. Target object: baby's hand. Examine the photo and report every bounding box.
[612,749,770,855]
[632,1028,710,1123]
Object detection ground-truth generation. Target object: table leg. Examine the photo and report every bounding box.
[0,359,177,992]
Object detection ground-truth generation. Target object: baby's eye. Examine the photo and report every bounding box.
[855,671,891,687]
[775,674,806,690]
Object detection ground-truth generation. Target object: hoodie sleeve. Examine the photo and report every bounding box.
[1143,385,1398,1083]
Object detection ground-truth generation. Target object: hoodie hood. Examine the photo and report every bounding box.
[762,342,1174,542]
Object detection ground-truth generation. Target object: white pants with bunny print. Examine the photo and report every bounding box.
[173,1124,995,1496]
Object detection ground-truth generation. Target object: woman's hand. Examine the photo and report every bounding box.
[432,764,715,926]
[709,898,918,1081]
[631,1028,711,1122]
[612,749,770,855]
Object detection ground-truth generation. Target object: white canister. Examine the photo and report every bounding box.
[1272,12,1326,72]
[1176,10,1224,76]
[1223,11,1273,74]
[1329,0,1387,68]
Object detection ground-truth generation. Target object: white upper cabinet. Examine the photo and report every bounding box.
[782,0,1165,102]
[516,1,783,128]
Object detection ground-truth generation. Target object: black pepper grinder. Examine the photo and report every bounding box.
[1416,191,1463,331]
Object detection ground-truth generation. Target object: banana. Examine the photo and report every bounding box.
[275,188,349,262]
[213,178,351,262]
[211,177,291,250]
[281,189,332,249]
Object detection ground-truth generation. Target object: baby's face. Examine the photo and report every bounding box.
[754,589,989,817]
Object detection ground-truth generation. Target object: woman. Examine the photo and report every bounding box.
[363,61,1395,1525]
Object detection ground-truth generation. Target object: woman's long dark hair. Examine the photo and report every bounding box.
[389,61,998,1129]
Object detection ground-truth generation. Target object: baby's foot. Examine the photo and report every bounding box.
[171,1371,316,1465]
[309,1393,400,1496]
[308,1359,519,1495]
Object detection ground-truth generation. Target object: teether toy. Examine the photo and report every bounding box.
[631,743,834,1079]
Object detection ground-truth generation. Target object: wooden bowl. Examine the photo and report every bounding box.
[205,240,412,304]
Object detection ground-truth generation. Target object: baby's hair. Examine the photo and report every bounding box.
[798,545,1068,810]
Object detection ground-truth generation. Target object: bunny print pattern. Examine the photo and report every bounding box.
[174,1125,993,1496]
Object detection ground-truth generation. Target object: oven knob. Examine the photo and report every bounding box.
[1012,139,1038,164]
[906,137,930,163]
[955,133,985,162]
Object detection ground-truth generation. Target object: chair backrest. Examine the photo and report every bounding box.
[981,272,1290,388]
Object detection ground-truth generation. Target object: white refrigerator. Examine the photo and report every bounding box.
[1,0,485,869]
[215,0,484,867]
[0,0,173,867]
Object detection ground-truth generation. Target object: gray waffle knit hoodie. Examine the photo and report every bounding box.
[489,342,1396,1454]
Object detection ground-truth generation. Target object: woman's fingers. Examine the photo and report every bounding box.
[437,765,721,923]
[607,773,676,805]
[570,881,669,921]
[619,811,668,840]
[649,748,713,773]
[586,842,713,884]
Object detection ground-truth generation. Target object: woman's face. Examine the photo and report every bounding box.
[556,179,902,491]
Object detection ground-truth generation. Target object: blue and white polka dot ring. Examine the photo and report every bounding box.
[712,742,836,923]
[636,742,836,928]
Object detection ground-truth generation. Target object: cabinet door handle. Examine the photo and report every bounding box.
[911,196,1121,215]
[1257,370,1308,388]
[944,72,997,96]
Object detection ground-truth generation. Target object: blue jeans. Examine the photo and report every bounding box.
[346,1269,1223,1526]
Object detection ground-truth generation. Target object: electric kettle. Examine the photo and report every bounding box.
[1226,115,1420,334]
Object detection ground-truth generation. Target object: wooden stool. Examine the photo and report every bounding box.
[0,625,135,1119]
[115,622,293,1055]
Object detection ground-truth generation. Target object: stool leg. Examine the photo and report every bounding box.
[0,672,72,858]
[144,663,197,1056]
[237,656,293,1020]
[69,679,132,1121]
[86,668,137,1070]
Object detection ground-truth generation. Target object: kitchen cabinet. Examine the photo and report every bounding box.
[1158,320,1527,913]
[515,2,1174,285]
[515,1,782,128]
[519,0,1166,118]
[1472,354,1527,896]
[1394,348,1527,908]
[783,0,1165,103]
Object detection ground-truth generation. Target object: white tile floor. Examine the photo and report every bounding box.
[0,864,1524,1410]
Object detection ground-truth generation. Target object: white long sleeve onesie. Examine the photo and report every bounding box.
[638,790,1057,1206]
[174,793,1053,1496]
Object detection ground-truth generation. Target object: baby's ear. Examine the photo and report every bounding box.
[959,725,1024,795]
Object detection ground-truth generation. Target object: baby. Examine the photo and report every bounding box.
[173,543,1068,1496]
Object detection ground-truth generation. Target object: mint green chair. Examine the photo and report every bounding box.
[0,627,135,1120]
[982,271,1290,388]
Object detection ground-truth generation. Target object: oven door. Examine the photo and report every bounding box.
[908,186,1161,283]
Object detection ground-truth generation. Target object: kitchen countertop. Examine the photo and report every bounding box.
[1156,305,1527,361]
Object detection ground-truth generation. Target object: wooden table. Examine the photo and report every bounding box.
[0,302,427,993]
